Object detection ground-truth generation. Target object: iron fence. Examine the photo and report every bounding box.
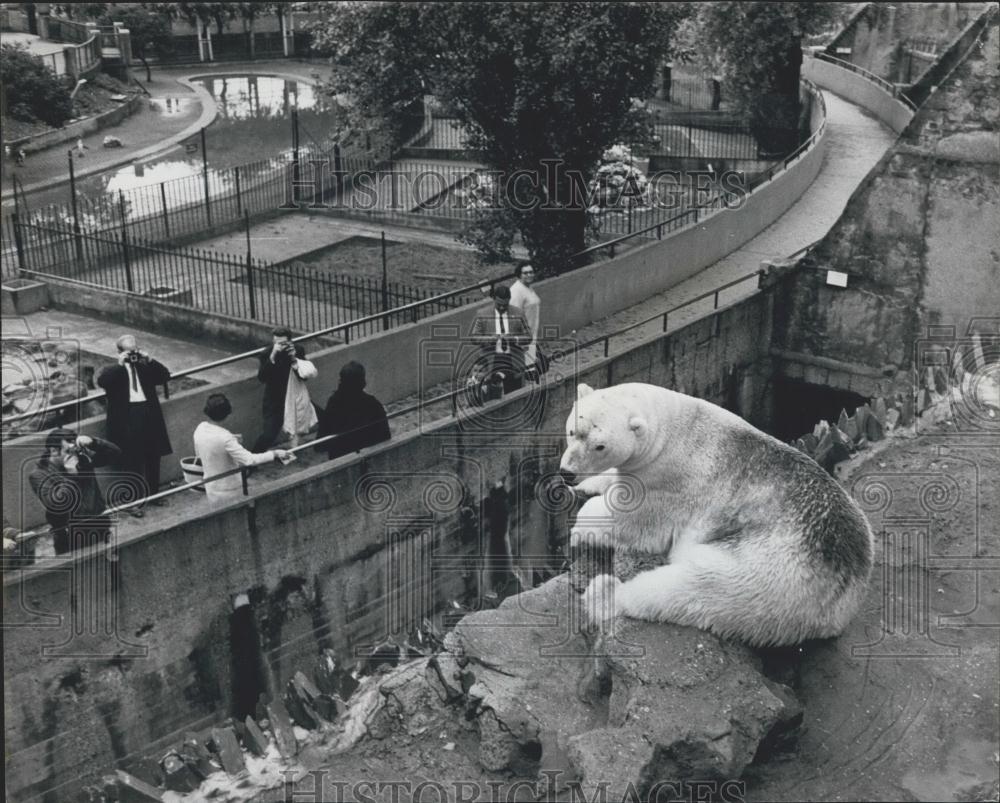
[14,220,472,339]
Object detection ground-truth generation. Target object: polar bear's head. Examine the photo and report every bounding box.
[559,383,649,478]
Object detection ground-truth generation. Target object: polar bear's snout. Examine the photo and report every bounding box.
[558,467,577,487]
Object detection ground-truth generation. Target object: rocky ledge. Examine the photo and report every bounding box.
[314,574,803,801]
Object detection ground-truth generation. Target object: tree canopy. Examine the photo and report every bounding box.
[104,6,175,82]
[310,1,685,271]
[696,2,842,154]
[0,44,73,127]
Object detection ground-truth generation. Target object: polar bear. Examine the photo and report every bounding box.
[561,382,874,647]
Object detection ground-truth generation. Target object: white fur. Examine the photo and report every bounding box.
[563,382,874,647]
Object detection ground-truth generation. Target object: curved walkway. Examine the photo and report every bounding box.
[565,91,895,350]
[0,59,332,207]
[381,90,897,431]
[63,88,899,553]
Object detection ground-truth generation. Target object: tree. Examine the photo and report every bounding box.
[106,7,174,82]
[310,2,684,272]
[173,2,237,36]
[53,3,109,20]
[697,2,842,156]
[235,2,286,60]
[0,44,73,127]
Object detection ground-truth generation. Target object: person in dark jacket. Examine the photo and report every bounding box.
[28,429,121,555]
[254,327,310,451]
[317,362,391,460]
[97,335,172,515]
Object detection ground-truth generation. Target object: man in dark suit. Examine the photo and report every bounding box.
[97,335,172,516]
[29,429,121,554]
[253,327,308,451]
[469,284,531,397]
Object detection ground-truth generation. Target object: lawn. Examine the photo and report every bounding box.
[291,236,514,294]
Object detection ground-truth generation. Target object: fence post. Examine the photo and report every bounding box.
[333,142,344,199]
[201,126,212,225]
[12,212,27,274]
[381,231,390,330]
[159,182,170,238]
[67,150,84,263]
[118,191,134,292]
[291,107,300,188]
[234,166,242,215]
[244,210,257,319]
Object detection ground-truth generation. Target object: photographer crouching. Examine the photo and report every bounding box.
[97,335,173,516]
[28,429,120,555]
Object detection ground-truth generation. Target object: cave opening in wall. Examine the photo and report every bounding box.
[771,376,869,443]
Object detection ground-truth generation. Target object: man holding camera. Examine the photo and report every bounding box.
[97,335,172,516]
[254,327,314,451]
[29,429,121,555]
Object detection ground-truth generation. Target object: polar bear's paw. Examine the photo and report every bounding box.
[573,468,619,497]
[570,494,616,549]
[581,574,623,632]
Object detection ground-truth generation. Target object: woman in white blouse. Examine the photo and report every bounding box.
[508,262,541,376]
[193,393,294,501]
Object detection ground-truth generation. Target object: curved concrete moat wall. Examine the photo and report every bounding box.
[2,277,779,802]
[3,93,828,532]
[803,54,914,134]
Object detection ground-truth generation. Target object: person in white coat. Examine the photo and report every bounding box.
[508,262,541,379]
[193,393,295,502]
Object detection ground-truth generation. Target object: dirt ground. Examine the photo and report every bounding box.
[294,235,513,293]
[744,425,1000,802]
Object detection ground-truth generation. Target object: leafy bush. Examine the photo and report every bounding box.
[1,44,74,127]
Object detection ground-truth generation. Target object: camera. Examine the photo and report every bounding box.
[125,350,142,364]
[69,443,95,462]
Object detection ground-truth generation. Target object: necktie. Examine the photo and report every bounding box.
[129,364,138,392]
[498,313,506,334]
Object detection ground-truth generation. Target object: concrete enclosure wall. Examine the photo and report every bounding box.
[830,2,989,84]
[793,13,1000,375]
[2,282,776,803]
[802,54,914,134]
[2,87,828,532]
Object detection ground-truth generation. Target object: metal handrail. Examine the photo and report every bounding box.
[3,80,830,429]
[574,80,828,263]
[814,51,918,111]
[10,263,776,549]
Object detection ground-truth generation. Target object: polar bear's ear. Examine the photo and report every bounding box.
[577,383,595,400]
[629,416,648,439]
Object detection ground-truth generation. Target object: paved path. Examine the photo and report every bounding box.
[1,59,334,208]
[0,76,205,206]
[51,88,898,549]
[1,309,254,387]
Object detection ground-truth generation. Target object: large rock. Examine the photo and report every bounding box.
[452,575,798,798]
[322,575,799,799]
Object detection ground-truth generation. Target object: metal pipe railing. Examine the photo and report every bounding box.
[10,262,779,550]
[814,52,918,111]
[3,80,831,430]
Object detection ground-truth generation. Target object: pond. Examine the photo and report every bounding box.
[24,74,342,225]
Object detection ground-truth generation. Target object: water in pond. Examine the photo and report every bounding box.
[23,75,341,225]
